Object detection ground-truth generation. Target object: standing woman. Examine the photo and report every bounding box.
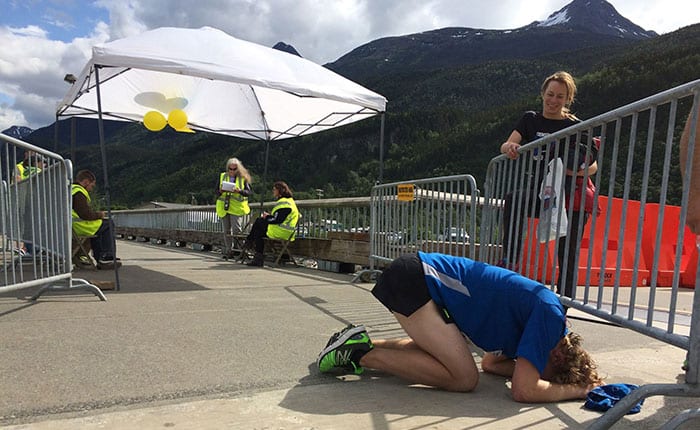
[499,71,598,299]
[216,157,252,258]
[243,181,299,267]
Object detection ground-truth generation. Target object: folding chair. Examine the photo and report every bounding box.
[239,226,298,267]
[223,217,253,260]
[267,230,298,267]
[72,230,97,269]
[225,234,249,260]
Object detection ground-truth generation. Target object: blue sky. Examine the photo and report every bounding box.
[4,1,108,41]
[0,0,698,131]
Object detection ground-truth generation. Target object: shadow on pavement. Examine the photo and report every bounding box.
[0,264,208,302]
[278,363,572,428]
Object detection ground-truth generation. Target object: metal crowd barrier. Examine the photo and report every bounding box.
[1,133,105,300]
[368,174,479,269]
[113,205,227,246]
[111,197,372,244]
[480,79,700,429]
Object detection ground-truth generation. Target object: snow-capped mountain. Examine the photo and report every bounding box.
[535,0,657,39]
[328,0,658,81]
[1,125,33,140]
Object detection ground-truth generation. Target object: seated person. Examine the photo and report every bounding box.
[243,181,299,267]
[72,169,120,269]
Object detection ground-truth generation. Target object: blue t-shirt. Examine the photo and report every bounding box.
[418,251,567,374]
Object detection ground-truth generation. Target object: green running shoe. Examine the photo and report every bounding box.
[320,324,359,351]
[317,324,373,375]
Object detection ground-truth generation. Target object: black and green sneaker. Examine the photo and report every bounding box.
[317,324,373,375]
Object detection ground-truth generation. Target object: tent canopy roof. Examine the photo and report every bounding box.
[57,26,386,140]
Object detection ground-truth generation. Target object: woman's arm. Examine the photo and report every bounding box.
[681,109,700,233]
[265,207,291,224]
[566,135,600,177]
[500,130,523,160]
[567,161,597,177]
[238,181,252,197]
[216,177,223,196]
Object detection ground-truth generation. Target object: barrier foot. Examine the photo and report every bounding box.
[352,268,382,283]
[30,278,107,301]
[659,408,700,430]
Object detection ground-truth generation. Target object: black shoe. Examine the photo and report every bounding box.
[97,261,122,270]
[99,256,121,262]
[246,252,264,267]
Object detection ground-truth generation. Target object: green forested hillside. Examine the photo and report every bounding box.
[34,24,700,208]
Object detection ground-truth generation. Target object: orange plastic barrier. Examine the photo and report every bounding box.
[520,218,557,284]
[578,197,651,287]
[642,204,697,288]
[522,197,652,287]
[522,196,699,288]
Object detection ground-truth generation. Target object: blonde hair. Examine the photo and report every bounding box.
[225,157,252,183]
[541,71,578,120]
[548,332,603,386]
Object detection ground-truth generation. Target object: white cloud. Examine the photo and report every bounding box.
[0,101,27,130]
[98,0,147,39]
[0,0,697,132]
[0,24,109,131]
[612,0,699,33]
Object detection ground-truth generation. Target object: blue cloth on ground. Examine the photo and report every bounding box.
[584,384,644,414]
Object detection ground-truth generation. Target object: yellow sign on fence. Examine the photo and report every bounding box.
[397,184,415,201]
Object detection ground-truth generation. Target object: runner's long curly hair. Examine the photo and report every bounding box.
[549,332,603,386]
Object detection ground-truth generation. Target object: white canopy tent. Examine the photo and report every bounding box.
[55,26,388,202]
[55,27,387,289]
[57,26,386,140]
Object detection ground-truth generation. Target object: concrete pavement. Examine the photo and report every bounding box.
[0,240,698,429]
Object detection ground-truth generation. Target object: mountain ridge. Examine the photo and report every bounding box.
[6,1,699,208]
[327,0,656,81]
[1,125,33,140]
[2,0,659,135]
[532,0,656,38]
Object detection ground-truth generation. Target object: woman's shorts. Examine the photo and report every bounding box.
[371,253,431,317]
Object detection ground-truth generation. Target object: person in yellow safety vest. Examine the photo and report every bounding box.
[13,151,46,255]
[14,150,44,182]
[215,157,252,258]
[72,169,120,269]
[243,181,299,267]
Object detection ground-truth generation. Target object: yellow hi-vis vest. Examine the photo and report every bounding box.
[71,184,102,236]
[16,163,41,181]
[216,173,250,217]
[266,197,299,241]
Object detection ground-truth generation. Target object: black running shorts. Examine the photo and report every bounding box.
[371,253,431,317]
